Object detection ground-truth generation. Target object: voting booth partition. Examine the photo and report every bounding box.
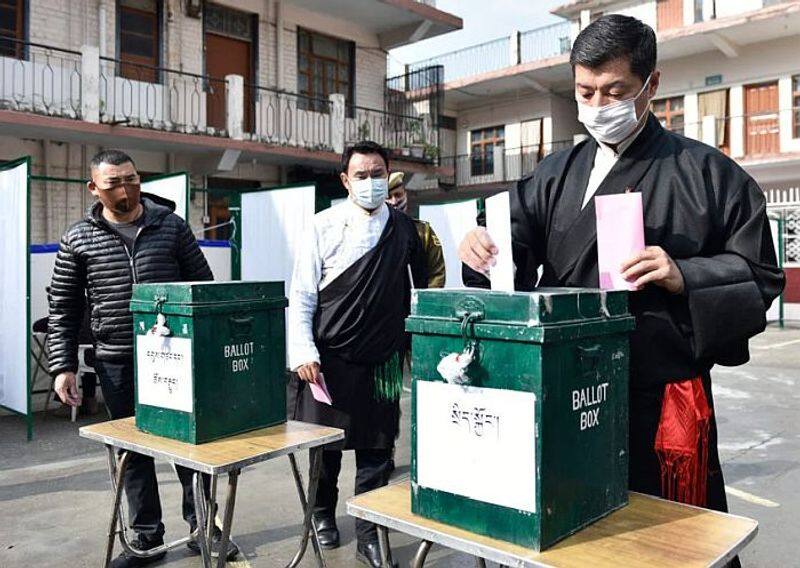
[0,158,32,438]
[419,199,479,288]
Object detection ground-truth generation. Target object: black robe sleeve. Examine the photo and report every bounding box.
[674,173,784,365]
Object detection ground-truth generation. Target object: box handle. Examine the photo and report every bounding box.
[229,315,254,338]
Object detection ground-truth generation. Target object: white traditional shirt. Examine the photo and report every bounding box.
[287,199,390,370]
[581,116,649,209]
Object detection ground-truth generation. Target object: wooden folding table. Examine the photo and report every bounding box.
[80,417,344,568]
[347,481,758,568]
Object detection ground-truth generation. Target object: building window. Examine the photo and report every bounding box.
[118,0,160,82]
[0,0,26,59]
[652,96,685,135]
[205,2,253,40]
[297,28,354,113]
[793,75,800,139]
[470,126,504,177]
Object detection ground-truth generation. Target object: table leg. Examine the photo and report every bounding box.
[378,526,394,568]
[411,540,433,568]
[193,472,212,568]
[104,448,131,568]
[216,469,240,568]
[286,449,325,568]
[207,474,218,540]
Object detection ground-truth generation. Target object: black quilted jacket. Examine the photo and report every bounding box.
[48,194,213,376]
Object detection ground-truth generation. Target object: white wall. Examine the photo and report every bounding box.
[607,0,657,30]
[715,0,764,19]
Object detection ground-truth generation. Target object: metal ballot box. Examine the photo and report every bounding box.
[406,288,635,550]
[130,281,287,444]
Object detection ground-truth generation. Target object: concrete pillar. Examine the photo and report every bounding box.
[684,92,699,141]
[778,76,793,154]
[729,85,745,158]
[510,30,521,66]
[493,144,504,181]
[274,0,284,91]
[226,74,244,140]
[81,45,100,123]
[683,0,696,25]
[329,93,346,154]
[580,10,591,30]
[701,115,718,147]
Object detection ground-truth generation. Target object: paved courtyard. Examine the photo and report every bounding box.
[1,324,798,567]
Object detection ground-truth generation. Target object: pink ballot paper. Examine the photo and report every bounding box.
[310,372,333,405]
[595,193,645,291]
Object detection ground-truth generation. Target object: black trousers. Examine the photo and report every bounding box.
[312,448,393,543]
[94,358,210,543]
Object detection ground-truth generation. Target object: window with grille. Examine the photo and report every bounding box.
[205,3,253,40]
[652,96,685,135]
[793,75,800,139]
[297,28,354,114]
[118,0,160,82]
[0,0,25,59]
[470,126,504,177]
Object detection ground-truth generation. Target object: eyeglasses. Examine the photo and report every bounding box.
[94,174,140,191]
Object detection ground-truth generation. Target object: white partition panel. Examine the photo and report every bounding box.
[199,241,232,282]
[0,159,30,417]
[419,200,478,288]
[241,185,316,287]
[142,173,189,220]
[767,217,782,323]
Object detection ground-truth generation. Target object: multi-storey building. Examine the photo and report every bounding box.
[0,0,461,243]
[402,0,800,307]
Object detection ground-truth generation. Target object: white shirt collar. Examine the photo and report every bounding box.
[345,197,388,220]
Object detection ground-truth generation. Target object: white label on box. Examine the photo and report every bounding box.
[136,335,193,413]
[416,381,537,513]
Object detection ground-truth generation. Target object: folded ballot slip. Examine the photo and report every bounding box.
[310,372,333,405]
[595,193,645,291]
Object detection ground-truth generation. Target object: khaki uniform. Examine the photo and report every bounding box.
[412,219,445,288]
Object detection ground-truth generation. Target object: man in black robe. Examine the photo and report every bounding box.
[288,141,426,567]
[459,14,783,542]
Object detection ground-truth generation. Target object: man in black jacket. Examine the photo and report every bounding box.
[48,149,235,567]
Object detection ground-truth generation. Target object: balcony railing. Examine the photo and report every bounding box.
[99,56,220,134]
[406,21,572,84]
[520,22,572,63]
[408,37,510,83]
[247,86,333,150]
[346,105,436,161]
[0,36,81,119]
[441,139,575,187]
[0,40,443,165]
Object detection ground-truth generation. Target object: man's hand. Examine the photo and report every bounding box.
[458,227,498,274]
[297,362,321,384]
[621,246,685,294]
[54,372,81,407]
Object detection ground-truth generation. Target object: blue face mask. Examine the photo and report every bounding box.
[350,177,388,210]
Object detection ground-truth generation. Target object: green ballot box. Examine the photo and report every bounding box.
[406,288,635,550]
[130,281,287,444]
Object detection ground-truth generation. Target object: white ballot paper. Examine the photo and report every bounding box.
[485,191,515,291]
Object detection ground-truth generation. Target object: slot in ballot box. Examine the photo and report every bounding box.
[130,281,288,444]
[406,288,635,551]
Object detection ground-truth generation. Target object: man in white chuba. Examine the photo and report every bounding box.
[288,141,426,567]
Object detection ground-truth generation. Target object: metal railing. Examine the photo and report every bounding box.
[346,105,435,161]
[247,85,333,150]
[0,36,81,119]
[520,21,572,63]
[408,37,510,83]
[440,140,575,187]
[99,56,221,134]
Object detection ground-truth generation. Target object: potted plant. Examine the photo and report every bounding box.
[409,120,425,159]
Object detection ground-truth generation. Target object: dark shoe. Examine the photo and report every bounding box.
[313,516,340,549]
[187,526,240,560]
[357,540,397,568]
[110,537,166,568]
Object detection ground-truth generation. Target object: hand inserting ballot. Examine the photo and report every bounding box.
[459,227,498,274]
[620,246,685,294]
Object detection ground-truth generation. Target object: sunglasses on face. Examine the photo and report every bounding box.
[94,174,141,191]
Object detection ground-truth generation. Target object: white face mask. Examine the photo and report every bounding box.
[350,177,388,210]
[577,74,652,145]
